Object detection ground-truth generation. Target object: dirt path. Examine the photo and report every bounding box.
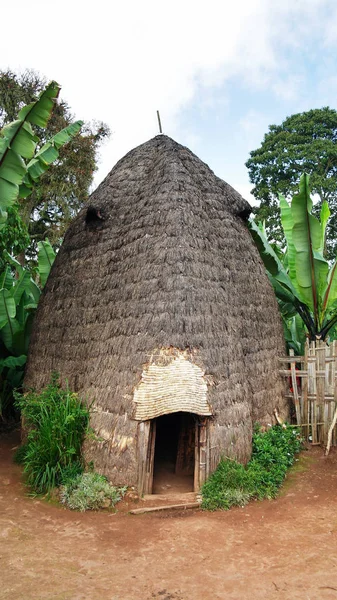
[1,430,337,600]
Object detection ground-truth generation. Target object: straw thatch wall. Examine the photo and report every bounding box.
[25,135,287,487]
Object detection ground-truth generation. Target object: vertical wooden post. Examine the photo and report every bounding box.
[302,344,308,440]
[309,342,318,444]
[146,421,156,493]
[194,422,200,492]
[137,421,150,496]
[137,420,156,496]
[206,420,211,481]
[280,340,337,447]
[290,349,301,425]
[198,420,207,488]
[333,341,337,447]
[316,341,326,444]
[323,344,330,444]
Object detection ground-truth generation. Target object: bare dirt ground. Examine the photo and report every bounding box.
[1,430,337,600]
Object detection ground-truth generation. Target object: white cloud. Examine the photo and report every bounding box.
[233,182,259,207]
[1,0,336,187]
[239,110,270,138]
[271,75,305,102]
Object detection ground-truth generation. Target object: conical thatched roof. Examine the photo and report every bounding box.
[25,135,287,487]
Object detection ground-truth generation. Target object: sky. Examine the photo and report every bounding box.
[1,0,337,205]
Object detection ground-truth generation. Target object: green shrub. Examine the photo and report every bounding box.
[60,472,126,511]
[201,424,303,510]
[201,460,253,511]
[59,461,84,485]
[14,375,89,494]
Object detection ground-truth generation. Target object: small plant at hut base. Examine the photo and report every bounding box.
[13,442,29,465]
[201,424,303,511]
[14,374,89,494]
[60,472,127,512]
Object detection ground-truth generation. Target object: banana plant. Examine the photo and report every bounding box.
[0,240,55,419]
[38,240,56,287]
[0,81,83,226]
[0,82,83,419]
[283,314,307,355]
[249,174,337,343]
[0,241,54,354]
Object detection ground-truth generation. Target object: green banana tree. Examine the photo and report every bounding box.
[0,80,83,227]
[0,241,55,419]
[249,174,337,344]
[0,81,82,420]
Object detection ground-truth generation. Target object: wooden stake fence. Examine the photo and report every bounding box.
[279,340,337,447]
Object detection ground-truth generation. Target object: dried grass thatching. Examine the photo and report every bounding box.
[25,135,287,487]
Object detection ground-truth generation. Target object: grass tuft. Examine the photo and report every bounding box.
[14,374,89,494]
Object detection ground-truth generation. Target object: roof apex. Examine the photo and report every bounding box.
[93,134,251,219]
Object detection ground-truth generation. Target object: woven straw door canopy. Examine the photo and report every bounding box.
[133,350,212,420]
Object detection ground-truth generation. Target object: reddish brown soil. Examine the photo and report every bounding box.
[1,430,337,600]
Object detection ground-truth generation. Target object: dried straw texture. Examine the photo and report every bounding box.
[133,348,212,420]
[25,135,287,486]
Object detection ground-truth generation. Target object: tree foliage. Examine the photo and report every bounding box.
[0,206,30,269]
[246,107,337,259]
[0,70,110,258]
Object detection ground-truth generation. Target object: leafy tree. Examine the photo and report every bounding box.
[0,206,30,269]
[0,70,110,260]
[246,107,337,259]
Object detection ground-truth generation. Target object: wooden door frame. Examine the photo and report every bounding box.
[137,414,210,496]
[194,418,209,491]
[137,420,156,496]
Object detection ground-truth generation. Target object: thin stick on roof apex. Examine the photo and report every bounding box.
[156,110,163,134]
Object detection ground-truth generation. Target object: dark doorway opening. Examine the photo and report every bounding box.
[152,412,195,494]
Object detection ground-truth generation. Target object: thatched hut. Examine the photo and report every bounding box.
[25,135,287,495]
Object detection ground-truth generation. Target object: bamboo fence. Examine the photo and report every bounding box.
[279,340,337,449]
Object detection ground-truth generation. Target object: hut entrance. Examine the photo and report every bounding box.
[137,412,209,495]
[153,412,195,494]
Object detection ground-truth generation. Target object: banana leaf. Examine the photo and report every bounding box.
[0,267,14,291]
[279,195,297,290]
[0,318,21,352]
[12,270,32,304]
[0,82,60,210]
[0,289,16,327]
[2,252,24,275]
[38,240,56,287]
[320,201,330,250]
[24,120,83,187]
[0,355,27,369]
[0,84,83,212]
[321,261,337,321]
[12,318,32,355]
[0,208,7,230]
[17,82,59,126]
[291,174,329,323]
[248,219,299,298]
[5,366,25,389]
[283,314,306,355]
[3,252,41,303]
